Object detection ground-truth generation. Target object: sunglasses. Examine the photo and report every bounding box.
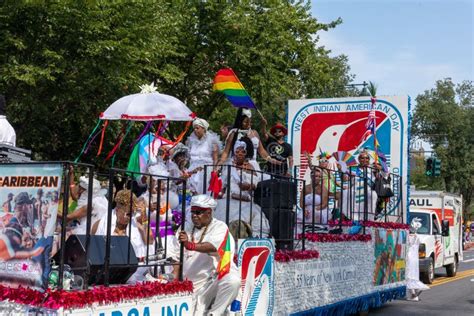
[191,209,207,215]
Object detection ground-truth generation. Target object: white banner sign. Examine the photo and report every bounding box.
[287,96,410,218]
[64,295,193,316]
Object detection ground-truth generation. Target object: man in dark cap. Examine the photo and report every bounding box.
[14,192,34,228]
[0,95,16,146]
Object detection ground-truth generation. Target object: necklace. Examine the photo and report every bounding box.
[191,223,210,243]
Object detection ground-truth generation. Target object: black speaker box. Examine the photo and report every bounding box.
[262,208,295,250]
[254,179,297,209]
[60,235,138,285]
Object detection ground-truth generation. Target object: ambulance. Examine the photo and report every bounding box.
[408,191,463,284]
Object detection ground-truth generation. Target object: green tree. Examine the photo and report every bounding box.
[0,1,353,167]
[411,78,474,221]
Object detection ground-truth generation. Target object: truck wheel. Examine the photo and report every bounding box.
[421,257,434,284]
[446,256,458,277]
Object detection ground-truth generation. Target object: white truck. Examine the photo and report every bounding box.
[408,191,463,284]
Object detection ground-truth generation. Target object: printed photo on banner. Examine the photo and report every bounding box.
[373,228,407,286]
[0,164,62,289]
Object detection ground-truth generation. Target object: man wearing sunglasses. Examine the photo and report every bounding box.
[170,194,240,316]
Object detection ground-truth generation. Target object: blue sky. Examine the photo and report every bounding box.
[311,0,473,99]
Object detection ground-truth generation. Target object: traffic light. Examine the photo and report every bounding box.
[425,157,434,176]
[433,158,441,177]
[425,157,442,177]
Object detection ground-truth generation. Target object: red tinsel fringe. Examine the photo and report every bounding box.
[328,220,409,230]
[275,250,320,262]
[298,233,372,243]
[0,280,193,310]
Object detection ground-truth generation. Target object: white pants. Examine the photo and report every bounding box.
[193,271,240,316]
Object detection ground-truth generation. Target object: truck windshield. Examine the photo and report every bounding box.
[409,212,430,234]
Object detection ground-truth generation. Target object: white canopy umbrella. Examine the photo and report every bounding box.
[100,83,195,121]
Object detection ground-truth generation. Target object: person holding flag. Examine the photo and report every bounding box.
[170,194,240,315]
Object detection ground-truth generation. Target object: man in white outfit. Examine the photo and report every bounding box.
[170,195,240,316]
[0,95,16,146]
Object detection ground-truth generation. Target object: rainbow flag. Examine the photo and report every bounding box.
[213,68,256,109]
[217,229,232,280]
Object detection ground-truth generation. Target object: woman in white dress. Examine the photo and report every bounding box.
[218,108,278,172]
[186,118,221,194]
[299,167,330,229]
[215,139,270,237]
[92,189,155,284]
[406,218,429,301]
[67,176,108,235]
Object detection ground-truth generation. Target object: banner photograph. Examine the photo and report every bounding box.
[0,163,63,289]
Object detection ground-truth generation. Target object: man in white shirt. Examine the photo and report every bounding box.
[171,195,240,316]
[0,95,16,146]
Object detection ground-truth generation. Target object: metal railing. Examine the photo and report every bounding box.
[0,160,404,290]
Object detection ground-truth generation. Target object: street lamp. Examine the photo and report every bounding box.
[345,81,371,97]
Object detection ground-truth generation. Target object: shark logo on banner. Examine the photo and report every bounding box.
[287,96,410,216]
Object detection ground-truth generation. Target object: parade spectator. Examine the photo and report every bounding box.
[170,195,240,315]
[215,138,270,237]
[218,108,279,172]
[0,95,16,146]
[186,118,221,194]
[261,121,293,176]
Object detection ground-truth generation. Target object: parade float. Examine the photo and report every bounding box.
[0,74,411,315]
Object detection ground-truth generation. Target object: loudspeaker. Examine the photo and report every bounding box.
[60,235,138,285]
[254,179,297,209]
[262,208,295,250]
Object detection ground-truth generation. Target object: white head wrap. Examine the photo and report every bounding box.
[233,140,247,152]
[191,194,217,209]
[78,176,101,195]
[193,118,209,131]
[242,108,252,118]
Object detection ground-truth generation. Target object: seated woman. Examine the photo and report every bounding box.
[92,189,154,284]
[214,138,270,237]
[299,167,330,230]
[66,177,108,235]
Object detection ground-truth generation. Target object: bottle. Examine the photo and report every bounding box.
[229,299,241,316]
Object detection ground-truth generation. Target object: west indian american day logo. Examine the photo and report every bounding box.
[287,96,410,216]
[237,238,275,316]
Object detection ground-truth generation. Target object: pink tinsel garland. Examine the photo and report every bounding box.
[0,280,193,310]
[298,233,372,243]
[275,250,320,262]
[328,220,409,230]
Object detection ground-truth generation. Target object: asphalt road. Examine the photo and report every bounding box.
[370,248,474,316]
